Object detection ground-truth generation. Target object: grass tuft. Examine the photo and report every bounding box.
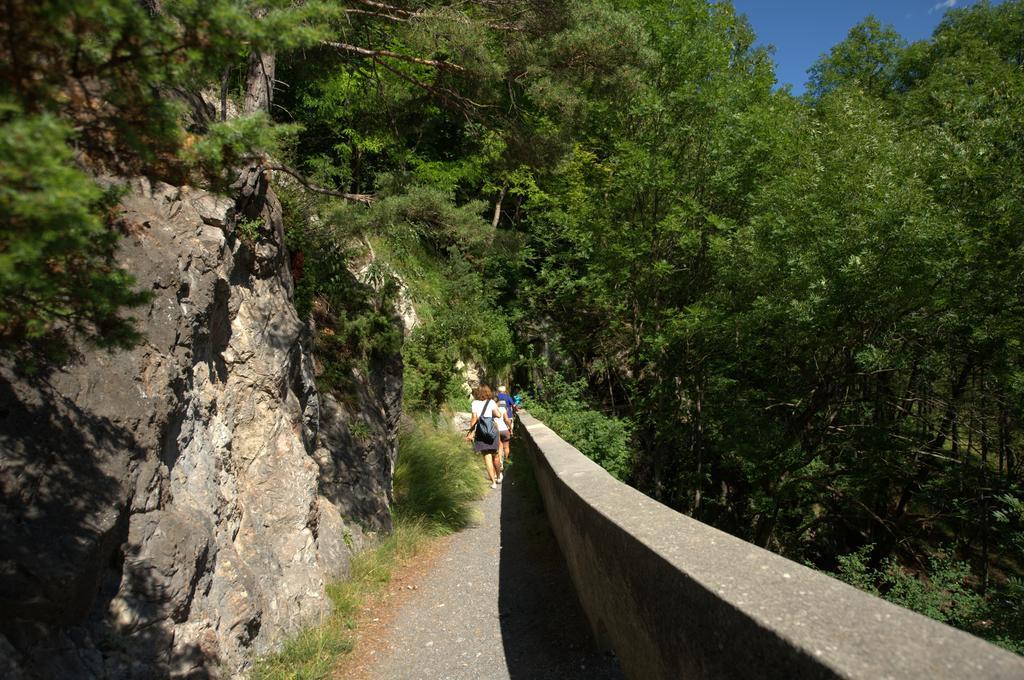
[393,417,489,533]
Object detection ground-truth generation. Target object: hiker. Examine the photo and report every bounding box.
[465,384,510,489]
[496,384,516,432]
[496,398,512,466]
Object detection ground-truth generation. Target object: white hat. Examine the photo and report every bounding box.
[498,385,507,391]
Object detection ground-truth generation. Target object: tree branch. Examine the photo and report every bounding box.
[323,40,465,72]
[265,164,374,204]
[353,0,419,17]
[367,54,488,114]
[344,7,410,22]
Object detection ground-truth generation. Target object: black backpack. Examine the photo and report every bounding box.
[474,399,498,445]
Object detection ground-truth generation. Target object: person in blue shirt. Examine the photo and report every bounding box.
[496,385,516,432]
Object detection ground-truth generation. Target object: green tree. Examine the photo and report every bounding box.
[807,16,905,99]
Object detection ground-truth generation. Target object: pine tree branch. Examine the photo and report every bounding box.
[352,0,420,17]
[323,40,465,71]
[344,8,410,22]
[265,163,374,204]
[344,3,524,31]
[368,55,489,113]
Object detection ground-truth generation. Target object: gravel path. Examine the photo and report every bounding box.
[359,444,622,679]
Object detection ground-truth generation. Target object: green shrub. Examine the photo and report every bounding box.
[988,577,1024,654]
[881,554,986,628]
[524,373,635,481]
[279,191,403,397]
[831,544,880,595]
[397,260,515,412]
[830,544,1024,650]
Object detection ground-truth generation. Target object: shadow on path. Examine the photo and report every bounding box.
[498,438,622,679]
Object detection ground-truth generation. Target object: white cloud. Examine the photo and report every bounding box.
[930,0,958,13]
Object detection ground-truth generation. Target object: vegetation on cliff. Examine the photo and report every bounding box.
[3,0,1023,652]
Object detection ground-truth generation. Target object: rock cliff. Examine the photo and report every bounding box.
[0,172,401,678]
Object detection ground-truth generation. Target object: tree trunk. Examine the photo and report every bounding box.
[491,186,507,228]
[981,425,990,593]
[692,376,704,515]
[220,65,232,121]
[243,49,276,115]
[871,361,973,566]
[242,7,275,115]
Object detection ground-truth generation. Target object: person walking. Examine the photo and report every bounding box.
[496,385,516,433]
[465,385,509,489]
[496,398,512,466]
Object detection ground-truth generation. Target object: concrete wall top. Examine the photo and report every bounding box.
[518,411,1024,680]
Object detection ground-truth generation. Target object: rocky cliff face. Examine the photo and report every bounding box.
[0,172,401,678]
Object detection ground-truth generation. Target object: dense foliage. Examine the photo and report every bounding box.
[500,0,1024,648]
[4,0,1022,651]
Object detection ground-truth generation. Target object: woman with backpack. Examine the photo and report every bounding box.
[465,384,511,489]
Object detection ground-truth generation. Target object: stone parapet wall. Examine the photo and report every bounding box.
[518,411,1024,680]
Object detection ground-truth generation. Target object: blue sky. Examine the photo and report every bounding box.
[728,1,994,94]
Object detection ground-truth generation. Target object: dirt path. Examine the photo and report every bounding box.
[337,448,622,679]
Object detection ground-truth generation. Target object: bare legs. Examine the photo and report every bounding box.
[483,450,503,487]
